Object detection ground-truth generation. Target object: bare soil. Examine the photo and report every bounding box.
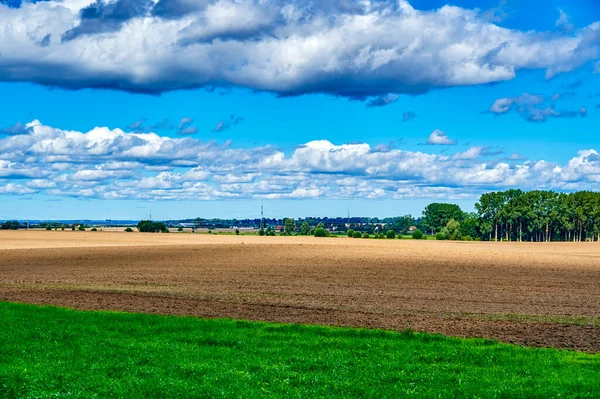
[1,231,599,352]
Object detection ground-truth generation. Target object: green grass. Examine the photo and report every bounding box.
[1,302,599,398]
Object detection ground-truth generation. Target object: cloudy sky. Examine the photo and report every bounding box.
[1,0,599,220]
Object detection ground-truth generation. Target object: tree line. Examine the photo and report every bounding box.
[423,190,600,242]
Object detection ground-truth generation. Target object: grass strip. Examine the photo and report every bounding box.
[1,302,599,398]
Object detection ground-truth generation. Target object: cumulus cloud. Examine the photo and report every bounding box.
[1,120,599,200]
[0,1,599,98]
[490,93,588,122]
[426,130,456,145]
[213,114,244,132]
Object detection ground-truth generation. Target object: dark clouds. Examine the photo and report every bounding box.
[62,0,154,41]
[1,0,599,99]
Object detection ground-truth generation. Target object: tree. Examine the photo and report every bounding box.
[284,218,296,235]
[445,219,461,240]
[353,231,362,238]
[259,227,265,236]
[235,228,240,235]
[386,230,396,239]
[347,229,355,238]
[422,203,464,235]
[362,232,370,239]
[300,221,310,236]
[1,221,20,230]
[137,220,168,233]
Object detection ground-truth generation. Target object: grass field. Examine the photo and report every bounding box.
[1,302,599,398]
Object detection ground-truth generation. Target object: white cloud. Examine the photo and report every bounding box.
[1,121,599,201]
[0,1,598,98]
[426,130,457,145]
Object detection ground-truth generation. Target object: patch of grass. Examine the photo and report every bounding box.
[0,302,599,398]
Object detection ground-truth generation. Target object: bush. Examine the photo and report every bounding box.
[386,230,396,239]
[61,226,65,231]
[378,233,385,239]
[258,228,265,236]
[412,229,423,240]
[45,225,52,231]
[314,227,328,237]
[178,227,183,232]
[347,229,355,238]
[71,225,76,231]
[362,232,370,239]
[435,232,448,240]
[78,226,85,231]
[90,227,98,232]
[235,228,240,235]
[462,235,473,241]
[125,227,134,232]
[352,231,362,239]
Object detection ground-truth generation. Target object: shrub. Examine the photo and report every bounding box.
[314,227,328,237]
[61,226,65,231]
[78,226,85,231]
[71,225,76,231]
[90,227,98,232]
[386,230,396,239]
[258,228,265,236]
[412,229,423,240]
[178,227,183,232]
[435,232,448,241]
[125,227,134,232]
[353,231,362,239]
[347,229,355,238]
[45,225,52,231]
[362,232,370,239]
[378,233,385,239]
[235,228,240,235]
[462,235,473,241]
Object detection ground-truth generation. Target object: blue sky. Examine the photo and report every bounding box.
[1,0,599,220]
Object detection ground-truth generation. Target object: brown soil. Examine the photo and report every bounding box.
[1,231,599,352]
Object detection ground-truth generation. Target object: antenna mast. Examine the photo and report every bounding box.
[260,201,264,229]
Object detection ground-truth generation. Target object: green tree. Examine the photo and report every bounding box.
[386,230,396,239]
[284,218,296,235]
[422,203,464,235]
[137,220,168,233]
[300,221,310,236]
[445,219,461,240]
[347,229,355,238]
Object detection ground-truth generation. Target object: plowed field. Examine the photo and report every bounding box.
[1,231,599,352]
